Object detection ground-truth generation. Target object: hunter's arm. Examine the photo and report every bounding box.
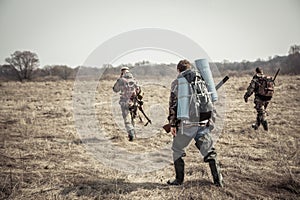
[244,78,256,99]
[168,80,178,127]
[113,78,122,93]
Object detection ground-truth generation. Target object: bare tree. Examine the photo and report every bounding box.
[5,51,39,81]
[288,45,300,55]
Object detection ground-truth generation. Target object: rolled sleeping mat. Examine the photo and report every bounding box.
[194,58,218,102]
[177,76,190,120]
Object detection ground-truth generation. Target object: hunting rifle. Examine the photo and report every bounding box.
[163,75,229,133]
[130,98,152,127]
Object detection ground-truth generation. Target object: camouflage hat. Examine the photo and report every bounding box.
[256,67,263,74]
[121,66,129,71]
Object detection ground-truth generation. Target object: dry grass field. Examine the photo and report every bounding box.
[0,75,299,199]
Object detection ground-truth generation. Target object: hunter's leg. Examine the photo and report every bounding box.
[194,127,223,187]
[261,101,269,131]
[121,103,135,141]
[167,127,194,185]
[253,97,264,130]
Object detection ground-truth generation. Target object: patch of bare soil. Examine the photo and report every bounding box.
[0,75,299,199]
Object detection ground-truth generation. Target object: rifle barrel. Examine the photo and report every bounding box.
[273,68,280,81]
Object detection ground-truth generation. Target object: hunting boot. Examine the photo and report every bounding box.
[252,116,261,130]
[208,159,223,187]
[167,157,184,185]
[128,130,135,141]
[262,120,268,131]
[251,123,258,130]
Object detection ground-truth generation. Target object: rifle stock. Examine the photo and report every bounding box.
[162,75,230,133]
[163,123,171,133]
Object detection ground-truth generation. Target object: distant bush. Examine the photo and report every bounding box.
[1,45,300,82]
[215,52,300,76]
[33,75,62,82]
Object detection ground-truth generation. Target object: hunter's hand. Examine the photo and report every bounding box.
[244,95,248,103]
[170,127,177,137]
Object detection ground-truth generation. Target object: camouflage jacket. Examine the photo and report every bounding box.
[168,78,179,127]
[244,73,264,99]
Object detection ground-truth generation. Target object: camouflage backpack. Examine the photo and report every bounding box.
[121,72,142,101]
[256,76,274,100]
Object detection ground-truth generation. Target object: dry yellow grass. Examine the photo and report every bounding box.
[0,75,299,199]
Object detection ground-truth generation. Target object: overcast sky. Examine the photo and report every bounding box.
[0,0,299,67]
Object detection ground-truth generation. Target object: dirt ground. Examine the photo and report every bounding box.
[0,75,299,200]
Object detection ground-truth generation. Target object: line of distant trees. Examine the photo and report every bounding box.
[1,45,299,82]
[215,44,300,76]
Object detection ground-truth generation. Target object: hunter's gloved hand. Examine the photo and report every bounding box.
[244,95,248,103]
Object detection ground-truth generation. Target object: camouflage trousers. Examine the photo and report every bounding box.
[172,125,216,162]
[254,97,269,126]
[120,102,134,133]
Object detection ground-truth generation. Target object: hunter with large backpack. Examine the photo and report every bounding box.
[166,59,223,187]
[244,67,279,131]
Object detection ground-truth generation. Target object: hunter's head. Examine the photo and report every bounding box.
[121,66,129,75]
[177,59,191,73]
[256,67,263,74]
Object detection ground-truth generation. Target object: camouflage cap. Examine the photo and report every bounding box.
[121,66,129,71]
[256,67,263,74]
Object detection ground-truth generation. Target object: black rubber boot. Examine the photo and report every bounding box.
[262,120,268,131]
[128,130,135,141]
[252,115,261,130]
[167,157,184,185]
[208,160,223,187]
[252,123,258,130]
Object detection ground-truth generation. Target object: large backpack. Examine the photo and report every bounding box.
[177,70,213,123]
[256,76,274,100]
